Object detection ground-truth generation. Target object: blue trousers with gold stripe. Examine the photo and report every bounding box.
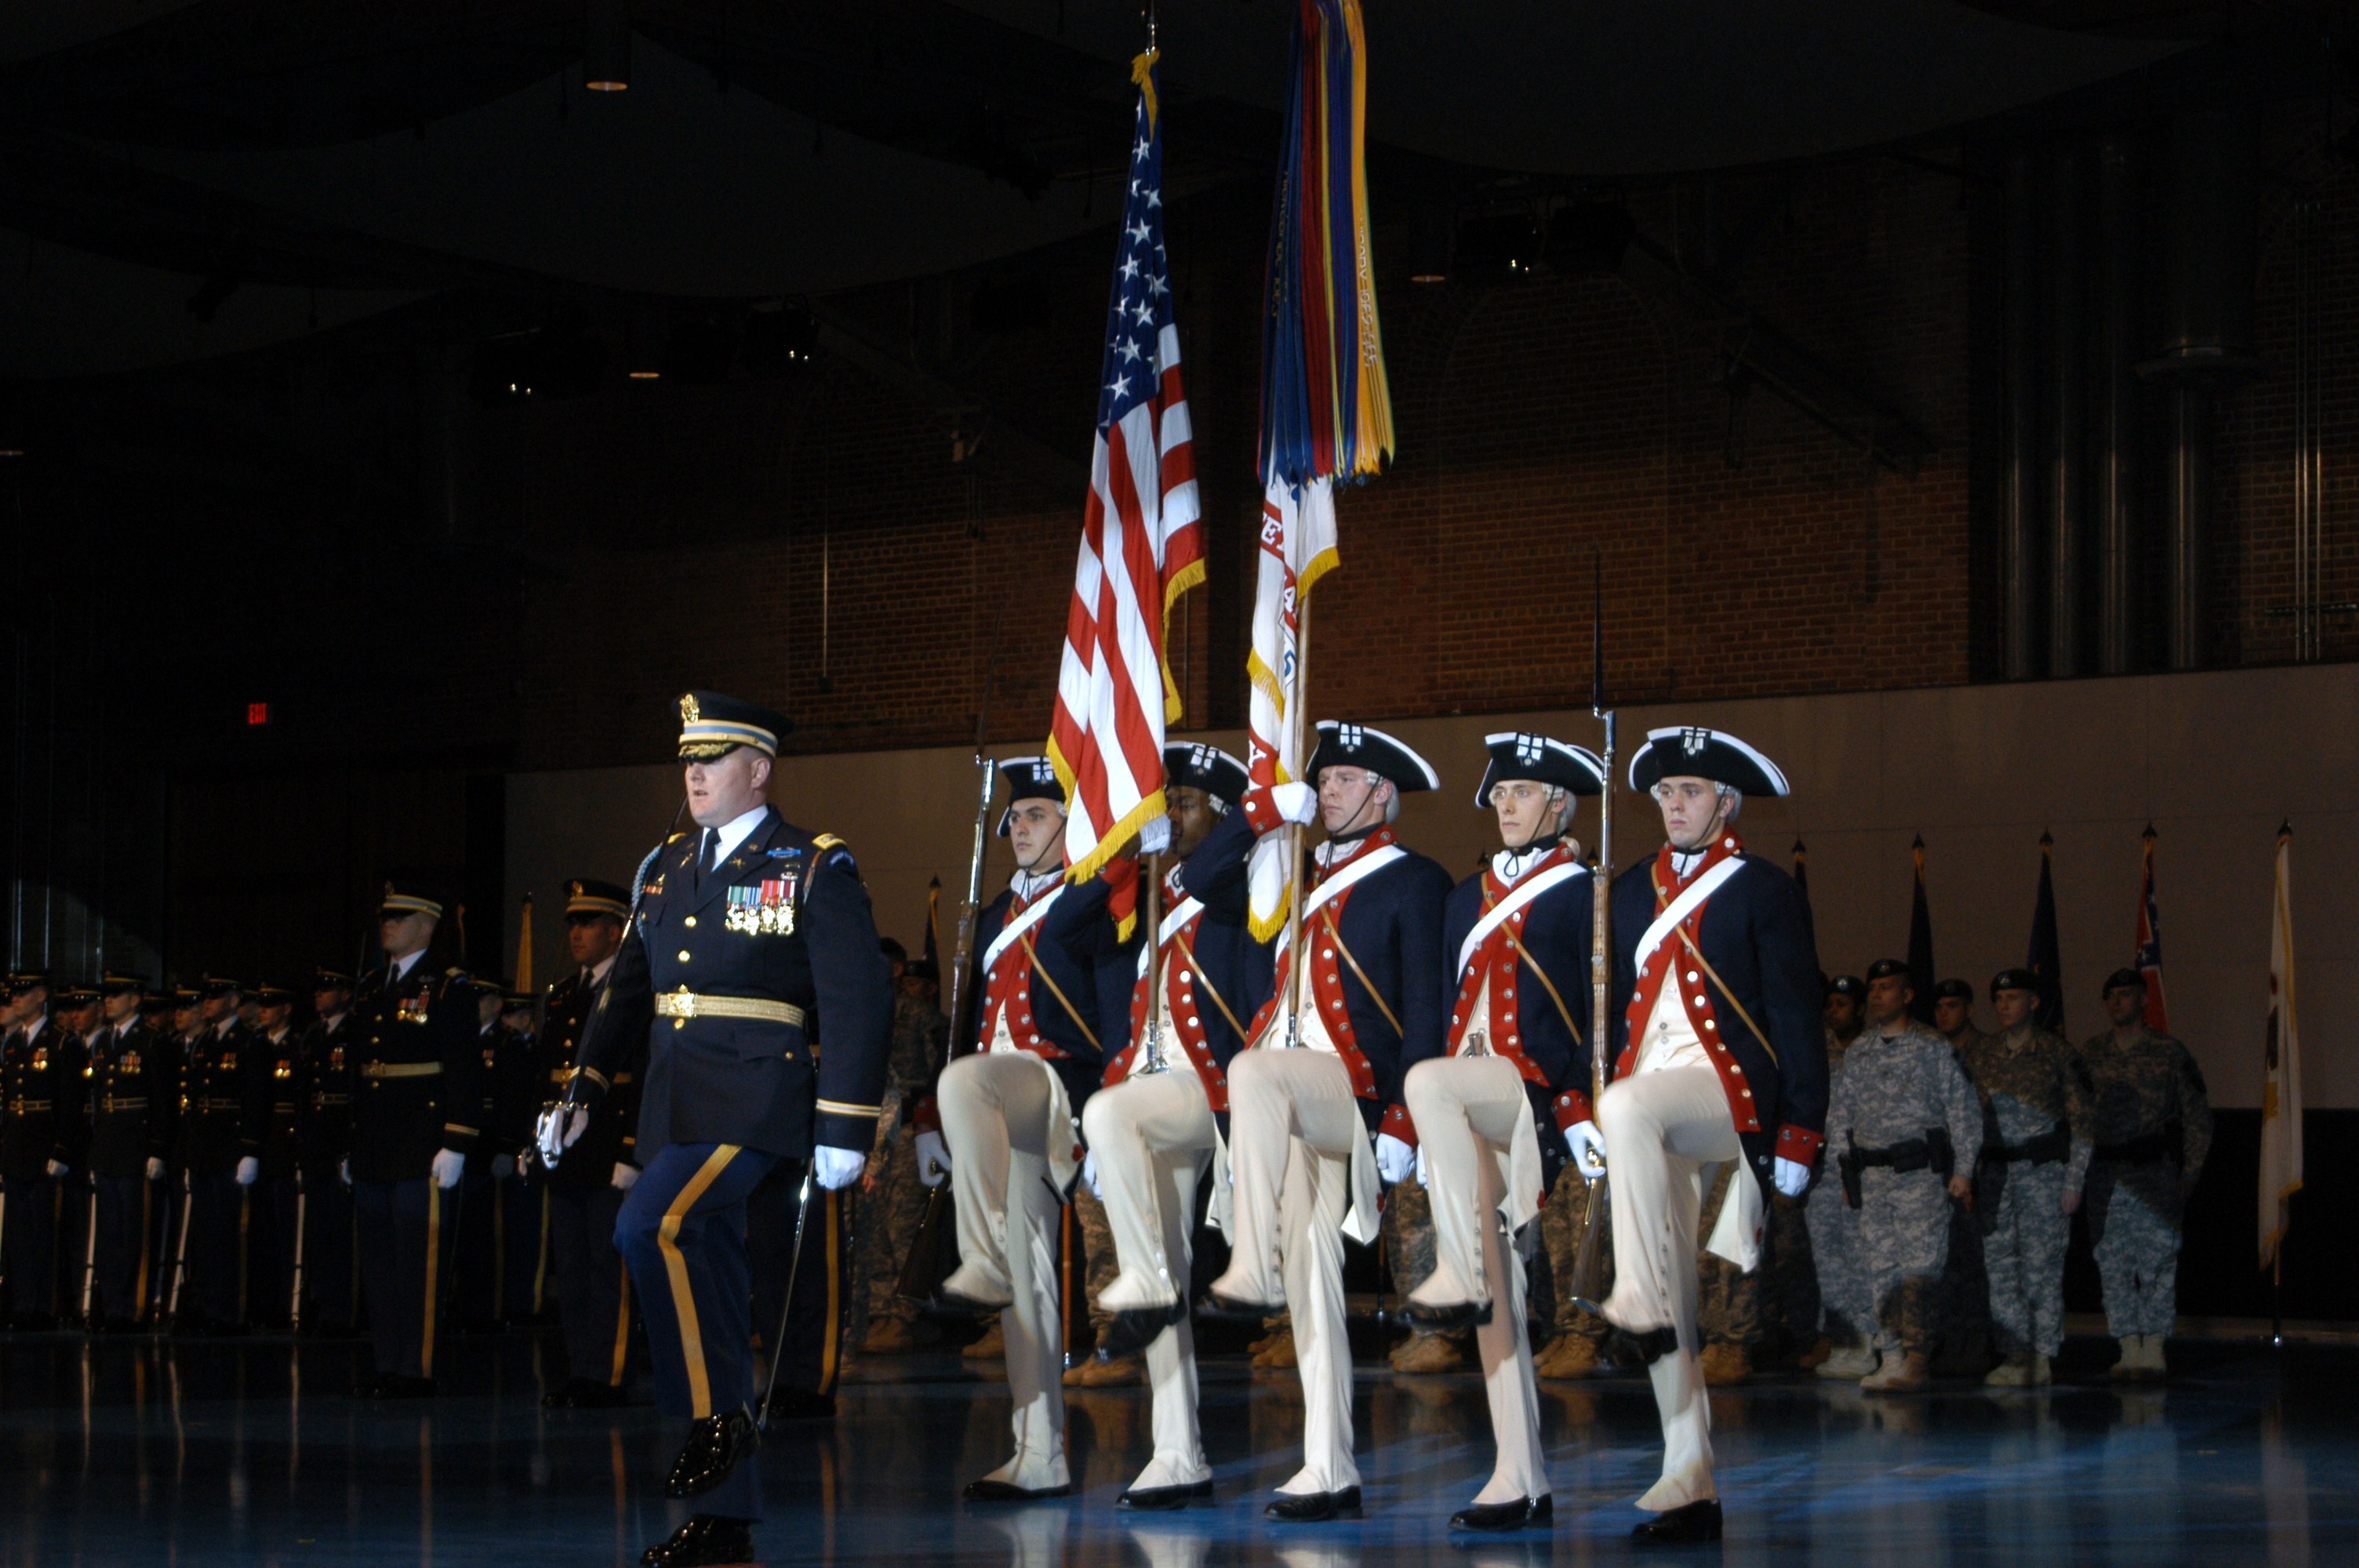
[616,1142,777,1523]
[353,1177,462,1379]
[749,1163,852,1401]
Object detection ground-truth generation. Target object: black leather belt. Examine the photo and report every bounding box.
[1992,1123,2070,1165]
[2096,1127,2179,1164]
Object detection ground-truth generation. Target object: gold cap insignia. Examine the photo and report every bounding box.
[678,692,701,724]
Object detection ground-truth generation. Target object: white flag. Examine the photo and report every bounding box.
[2259,825,2303,1272]
[1244,475,1339,941]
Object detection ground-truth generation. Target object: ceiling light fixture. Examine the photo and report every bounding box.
[584,0,631,93]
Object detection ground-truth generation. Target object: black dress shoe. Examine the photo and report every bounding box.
[569,1380,630,1408]
[1117,1479,1214,1511]
[640,1514,755,1568]
[962,1478,1074,1501]
[1450,1494,1552,1532]
[1632,1498,1722,1545]
[760,1386,835,1422]
[1405,1298,1493,1334]
[351,1374,387,1399]
[1606,1326,1681,1368]
[540,1382,580,1409]
[925,1288,1012,1321]
[369,1375,438,1399]
[1196,1290,1280,1323]
[665,1406,760,1499]
[1264,1486,1362,1523]
[1099,1301,1187,1360]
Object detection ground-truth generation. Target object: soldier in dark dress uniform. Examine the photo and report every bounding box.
[172,975,257,1335]
[493,989,548,1324]
[246,985,304,1329]
[295,968,358,1333]
[84,975,174,1331]
[543,692,892,1568]
[2,971,89,1328]
[534,877,642,1409]
[347,887,482,1395]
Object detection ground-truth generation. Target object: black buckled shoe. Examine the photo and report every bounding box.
[1264,1486,1361,1523]
[1196,1289,1281,1324]
[1450,1494,1552,1533]
[665,1406,761,1499]
[640,1514,756,1567]
[1632,1498,1722,1545]
[1117,1478,1214,1512]
[962,1478,1074,1501]
[1605,1326,1681,1368]
[540,1381,580,1409]
[1099,1301,1187,1360]
[1405,1298,1493,1334]
[925,1288,1012,1322]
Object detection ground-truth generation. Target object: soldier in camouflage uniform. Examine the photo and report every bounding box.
[1534,1163,1608,1377]
[1809,976,1870,1377]
[1963,969,2092,1387]
[1928,978,1995,1377]
[857,943,948,1355]
[1386,1179,1468,1373]
[2078,968,2211,1382]
[1823,960,1980,1391]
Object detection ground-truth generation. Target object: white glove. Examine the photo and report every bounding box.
[1565,1120,1606,1182]
[915,1129,951,1188]
[536,1105,588,1167]
[1415,1144,1430,1188]
[45,1159,69,1179]
[611,1162,640,1192]
[234,1155,259,1186]
[147,1156,166,1181]
[1081,1151,1102,1200]
[340,1156,352,1189]
[1374,1131,1416,1185]
[431,1148,465,1190]
[1270,781,1318,826]
[491,1153,517,1180]
[1773,1156,1811,1198]
[1136,815,1172,855]
[812,1145,866,1190]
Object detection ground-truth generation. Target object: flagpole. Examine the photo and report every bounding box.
[1282,593,1313,1048]
[1140,851,1169,1073]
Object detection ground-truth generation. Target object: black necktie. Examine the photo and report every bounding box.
[698,828,721,885]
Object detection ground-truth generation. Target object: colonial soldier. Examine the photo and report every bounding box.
[1587,728,1823,1546]
[1965,968,2091,1387]
[1204,720,1452,1524]
[172,976,258,1335]
[923,755,1132,1501]
[2,971,89,1328]
[2078,967,2211,1382]
[543,692,891,1568]
[1079,741,1267,1510]
[855,938,950,1356]
[1823,959,1980,1392]
[295,968,358,1333]
[85,975,173,1331]
[247,984,304,1330]
[533,877,643,1410]
[347,887,481,1395]
[1809,975,1871,1377]
[1407,732,1601,1530]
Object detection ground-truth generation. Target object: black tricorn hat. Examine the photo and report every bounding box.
[1473,731,1605,810]
[1163,742,1249,809]
[994,755,1064,837]
[1627,726,1790,797]
[1307,721,1440,793]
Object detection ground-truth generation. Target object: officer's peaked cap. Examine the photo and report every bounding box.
[677,690,791,760]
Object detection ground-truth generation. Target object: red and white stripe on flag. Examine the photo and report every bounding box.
[1046,51,1203,913]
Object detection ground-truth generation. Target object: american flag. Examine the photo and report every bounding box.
[1046,51,1203,913]
[2135,824,2169,1032]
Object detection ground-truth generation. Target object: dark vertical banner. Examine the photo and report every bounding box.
[2135,823,2170,1032]
[2027,829,2065,1033]
[923,876,942,972]
[1906,834,1937,1023]
[1791,838,1815,947]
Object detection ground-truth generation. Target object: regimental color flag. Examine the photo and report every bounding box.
[2259,823,2303,1272]
[513,892,534,996]
[2134,824,2170,1033]
[2027,830,2065,1033]
[1046,49,1204,918]
[1245,477,1339,940]
[1906,835,1936,1025]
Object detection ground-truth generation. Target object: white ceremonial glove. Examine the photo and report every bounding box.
[1565,1120,1607,1183]
[431,1148,465,1190]
[491,1152,517,1180]
[1373,1132,1416,1185]
[1081,1151,1102,1200]
[536,1105,588,1168]
[611,1162,640,1192]
[234,1155,259,1186]
[340,1156,352,1189]
[147,1156,166,1182]
[812,1145,866,1190]
[1773,1156,1811,1198]
[1415,1144,1430,1189]
[1270,781,1318,826]
[916,1130,951,1188]
[1136,815,1172,855]
[46,1159,69,1180]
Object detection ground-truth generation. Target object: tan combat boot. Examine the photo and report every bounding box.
[1389,1330,1467,1374]
[2028,1352,2052,1386]
[861,1316,919,1356]
[1698,1342,1752,1385]
[1861,1349,1929,1392]
[2109,1336,2143,1381]
[962,1323,1005,1360]
[1536,1334,1600,1381]
[1251,1327,1297,1369]
[1074,1353,1143,1387]
[1983,1352,2032,1387]
[1796,1336,1834,1371]
[1818,1342,1879,1381]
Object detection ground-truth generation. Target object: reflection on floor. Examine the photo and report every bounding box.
[0,1331,2347,1566]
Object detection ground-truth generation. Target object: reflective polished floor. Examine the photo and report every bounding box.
[2,1330,2350,1566]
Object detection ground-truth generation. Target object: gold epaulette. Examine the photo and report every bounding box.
[666,831,689,844]
[814,833,846,853]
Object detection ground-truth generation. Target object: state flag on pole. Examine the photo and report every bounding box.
[513,893,534,995]
[2027,830,2066,1034]
[1244,475,1339,942]
[1906,835,1937,1025]
[2259,822,2303,1272]
[1045,49,1203,922]
[2135,824,2170,1032]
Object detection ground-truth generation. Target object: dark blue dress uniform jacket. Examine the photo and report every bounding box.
[953,870,1137,1112]
[1441,856,1593,1180]
[1167,822,1279,1076]
[177,1021,260,1177]
[346,961,483,1183]
[1607,853,1827,1195]
[580,808,892,1160]
[86,1021,175,1179]
[1,1020,88,1180]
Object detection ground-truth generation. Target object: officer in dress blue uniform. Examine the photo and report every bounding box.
[1580,727,1826,1545]
[2,971,89,1329]
[533,878,643,1409]
[920,754,1135,1502]
[173,975,260,1335]
[295,968,358,1334]
[1202,720,1455,1523]
[1406,731,1604,1531]
[245,984,304,1329]
[347,889,482,1394]
[1081,741,1270,1509]
[85,975,174,1331]
[543,692,892,1568]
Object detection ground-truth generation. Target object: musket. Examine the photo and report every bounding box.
[1136,851,1171,1074]
[1570,550,1616,1316]
[289,1168,307,1334]
[80,1181,98,1324]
